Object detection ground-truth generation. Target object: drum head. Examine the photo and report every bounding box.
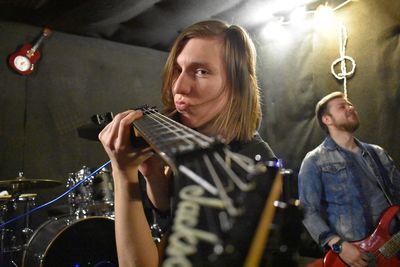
[23,216,118,267]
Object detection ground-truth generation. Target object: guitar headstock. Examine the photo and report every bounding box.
[130,107,283,266]
[163,146,282,267]
[42,27,52,37]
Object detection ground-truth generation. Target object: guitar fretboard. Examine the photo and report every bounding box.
[130,106,280,267]
[133,107,217,158]
[379,230,400,258]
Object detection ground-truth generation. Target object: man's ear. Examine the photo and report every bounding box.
[322,114,331,126]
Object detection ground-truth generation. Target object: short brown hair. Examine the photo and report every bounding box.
[315,91,345,133]
[161,20,261,142]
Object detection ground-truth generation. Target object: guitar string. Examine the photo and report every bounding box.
[140,110,243,215]
[146,111,227,200]
[146,109,246,242]
[388,232,400,256]
[374,206,400,258]
[379,221,400,257]
[0,109,208,228]
[143,111,259,195]
[135,111,195,149]
[142,108,214,149]
[0,108,216,229]
[354,206,400,259]
[147,107,213,142]
[140,109,241,205]
[145,113,196,148]
[149,110,213,146]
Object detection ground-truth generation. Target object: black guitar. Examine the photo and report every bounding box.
[90,106,282,266]
[128,106,283,267]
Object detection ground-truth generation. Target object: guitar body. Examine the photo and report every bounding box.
[129,106,283,267]
[9,43,41,75]
[324,205,400,267]
[8,27,51,75]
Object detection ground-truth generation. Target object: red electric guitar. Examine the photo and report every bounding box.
[324,205,400,267]
[8,27,52,75]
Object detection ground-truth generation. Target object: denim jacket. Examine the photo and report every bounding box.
[298,136,400,247]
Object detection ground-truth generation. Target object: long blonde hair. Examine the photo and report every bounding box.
[161,20,261,142]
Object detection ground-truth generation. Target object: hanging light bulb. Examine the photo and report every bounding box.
[313,3,335,29]
[289,6,307,24]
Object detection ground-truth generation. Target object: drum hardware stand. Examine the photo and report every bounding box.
[9,176,36,250]
[20,193,35,247]
[67,168,93,219]
[0,163,113,266]
[0,192,29,242]
[0,192,35,267]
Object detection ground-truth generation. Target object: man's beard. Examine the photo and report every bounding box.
[332,116,360,133]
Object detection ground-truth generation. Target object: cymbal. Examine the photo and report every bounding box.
[0,176,62,191]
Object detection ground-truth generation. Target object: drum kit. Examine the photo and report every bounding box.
[0,168,118,267]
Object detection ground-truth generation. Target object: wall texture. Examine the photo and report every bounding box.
[257,0,400,175]
[0,21,166,225]
[0,0,399,247]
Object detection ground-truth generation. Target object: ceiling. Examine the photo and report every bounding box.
[0,0,342,52]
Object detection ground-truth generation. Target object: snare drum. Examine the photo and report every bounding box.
[92,168,113,205]
[67,166,93,213]
[22,216,118,267]
[90,168,114,215]
[67,166,114,216]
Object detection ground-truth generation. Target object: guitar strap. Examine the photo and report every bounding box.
[364,144,395,206]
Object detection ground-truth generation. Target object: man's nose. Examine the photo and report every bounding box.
[347,105,356,113]
[173,72,192,95]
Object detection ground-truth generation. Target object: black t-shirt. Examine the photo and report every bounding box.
[229,132,276,161]
[139,132,276,239]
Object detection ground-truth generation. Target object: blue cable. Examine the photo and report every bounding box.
[0,160,111,229]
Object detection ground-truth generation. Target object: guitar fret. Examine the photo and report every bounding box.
[133,107,215,156]
[379,231,400,258]
[146,111,212,144]
[136,122,197,145]
[158,134,197,144]
[141,134,196,148]
[129,106,280,267]
[148,112,214,145]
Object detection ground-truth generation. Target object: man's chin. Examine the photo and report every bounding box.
[346,122,360,133]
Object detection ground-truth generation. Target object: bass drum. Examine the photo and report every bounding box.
[22,216,118,267]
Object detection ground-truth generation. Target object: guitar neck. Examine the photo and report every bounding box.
[130,106,280,266]
[27,28,52,57]
[29,36,45,53]
[379,228,400,258]
[132,107,218,166]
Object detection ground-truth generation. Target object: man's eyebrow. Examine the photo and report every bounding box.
[340,99,353,105]
[175,61,214,71]
[187,60,211,67]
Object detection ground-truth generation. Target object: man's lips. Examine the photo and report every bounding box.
[347,112,357,119]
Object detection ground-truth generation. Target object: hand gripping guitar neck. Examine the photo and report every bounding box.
[131,106,283,267]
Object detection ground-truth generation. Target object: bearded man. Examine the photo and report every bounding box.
[298,91,400,267]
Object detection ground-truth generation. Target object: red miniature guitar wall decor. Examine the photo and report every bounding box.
[8,27,52,75]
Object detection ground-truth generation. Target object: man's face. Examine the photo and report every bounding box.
[325,97,360,133]
[171,36,229,135]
